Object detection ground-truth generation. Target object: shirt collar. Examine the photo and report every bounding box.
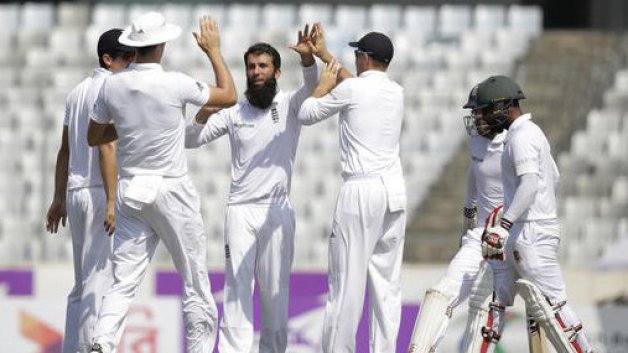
[508,113,532,131]
[488,130,507,151]
[92,67,110,78]
[128,62,163,71]
[358,70,388,79]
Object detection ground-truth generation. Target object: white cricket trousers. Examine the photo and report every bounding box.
[64,186,113,353]
[323,177,406,353]
[218,201,295,353]
[490,220,592,350]
[93,175,218,353]
[427,226,485,348]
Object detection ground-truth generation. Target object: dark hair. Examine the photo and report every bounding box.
[244,43,281,71]
[98,50,132,69]
[136,45,159,57]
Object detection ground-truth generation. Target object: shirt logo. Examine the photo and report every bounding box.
[195,81,204,92]
[472,156,484,162]
[225,244,231,259]
[270,105,279,124]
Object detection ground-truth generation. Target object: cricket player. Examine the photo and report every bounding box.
[407,84,507,353]
[297,31,406,353]
[479,75,594,352]
[184,24,318,353]
[86,13,236,353]
[44,28,134,353]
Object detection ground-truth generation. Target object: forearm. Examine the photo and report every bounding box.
[98,142,117,207]
[205,49,236,107]
[503,173,539,223]
[317,49,353,81]
[463,167,477,209]
[53,149,69,202]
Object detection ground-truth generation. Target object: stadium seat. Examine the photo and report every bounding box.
[474,5,505,31]
[192,4,226,27]
[91,3,127,29]
[227,4,260,30]
[507,5,543,34]
[57,2,89,28]
[262,4,296,30]
[403,6,437,34]
[0,3,20,33]
[298,3,333,26]
[438,5,472,37]
[162,4,193,30]
[20,3,54,31]
[334,5,367,32]
[369,4,402,33]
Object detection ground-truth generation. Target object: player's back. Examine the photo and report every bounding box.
[96,63,209,177]
[65,68,110,190]
[337,71,404,178]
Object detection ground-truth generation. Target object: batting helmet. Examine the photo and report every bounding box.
[475,75,525,109]
[474,75,525,134]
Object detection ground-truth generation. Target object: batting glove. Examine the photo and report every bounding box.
[482,218,512,261]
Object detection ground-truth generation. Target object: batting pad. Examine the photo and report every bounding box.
[407,281,453,353]
[516,279,577,353]
[461,261,497,353]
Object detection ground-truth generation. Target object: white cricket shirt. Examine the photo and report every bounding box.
[186,64,318,204]
[92,63,210,177]
[501,114,560,221]
[64,67,110,190]
[298,70,404,179]
[465,132,506,223]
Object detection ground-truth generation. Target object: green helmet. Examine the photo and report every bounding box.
[474,75,525,109]
[462,84,479,109]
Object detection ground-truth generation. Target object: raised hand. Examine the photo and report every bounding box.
[309,23,329,59]
[289,23,314,56]
[193,16,221,55]
[313,59,341,98]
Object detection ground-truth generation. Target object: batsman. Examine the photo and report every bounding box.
[408,82,509,353]
[479,76,594,353]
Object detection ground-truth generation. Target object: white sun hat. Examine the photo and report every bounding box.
[119,12,181,47]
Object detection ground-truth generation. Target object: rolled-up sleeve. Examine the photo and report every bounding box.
[297,80,351,125]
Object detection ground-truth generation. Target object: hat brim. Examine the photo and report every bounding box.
[348,41,359,47]
[118,23,181,47]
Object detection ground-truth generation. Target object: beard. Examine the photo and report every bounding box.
[245,76,277,109]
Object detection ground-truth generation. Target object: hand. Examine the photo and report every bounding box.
[45,199,67,234]
[193,16,220,55]
[312,59,341,98]
[104,202,115,236]
[289,23,314,56]
[482,225,509,260]
[309,23,329,59]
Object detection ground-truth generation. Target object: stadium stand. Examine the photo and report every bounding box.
[9,2,622,268]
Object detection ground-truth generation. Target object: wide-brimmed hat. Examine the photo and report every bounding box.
[119,12,181,47]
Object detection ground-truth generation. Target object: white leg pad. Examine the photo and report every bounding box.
[526,310,549,353]
[516,279,578,353]
[462,261,503,353]
[408,280,454,353]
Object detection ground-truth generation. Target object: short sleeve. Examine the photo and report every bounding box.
[178,73,210,107]
[63,95,70,126]
[511,132,540,176]
[90,82,112,124]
